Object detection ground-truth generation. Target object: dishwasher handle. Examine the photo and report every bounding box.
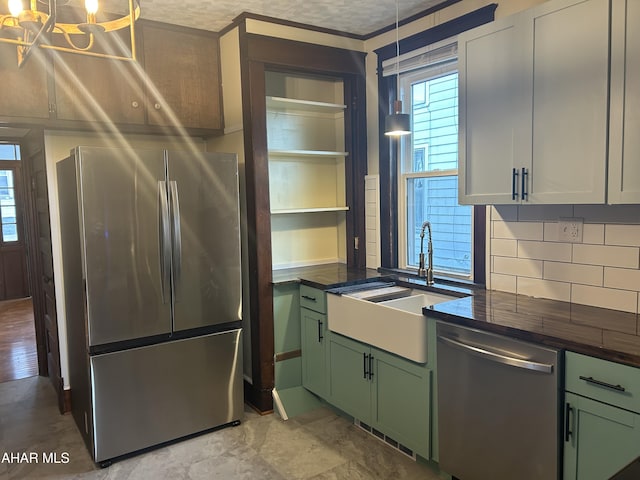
[437,334,554,373]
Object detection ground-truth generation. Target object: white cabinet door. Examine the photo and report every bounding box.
[529,0,609,204]
[609,0,640,204]
[459,0,609,205]
[458,13,529,205]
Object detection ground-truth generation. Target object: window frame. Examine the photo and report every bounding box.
[374,5,496,285]
[396,62,474,280]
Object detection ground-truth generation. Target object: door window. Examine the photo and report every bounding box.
[0,170,18,243]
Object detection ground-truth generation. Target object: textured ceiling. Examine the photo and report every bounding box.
[130,0,453,36]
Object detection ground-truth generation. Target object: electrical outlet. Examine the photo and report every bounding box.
[558,218,583,243]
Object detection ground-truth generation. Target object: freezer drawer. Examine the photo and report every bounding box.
[90,330,243,462]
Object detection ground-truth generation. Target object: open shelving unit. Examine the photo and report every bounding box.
[266,71,349,269]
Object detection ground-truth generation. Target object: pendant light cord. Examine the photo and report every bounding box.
[395,0,400,109]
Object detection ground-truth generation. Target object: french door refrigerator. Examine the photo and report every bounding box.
[57,146,243,465]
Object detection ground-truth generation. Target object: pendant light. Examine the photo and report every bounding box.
[385,0,411,137]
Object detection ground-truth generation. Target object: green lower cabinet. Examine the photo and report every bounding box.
[301,307,328,397]
[328,333,373,423]
[564,392,640,480]
[327,332,431,459]
[371,347,431,459]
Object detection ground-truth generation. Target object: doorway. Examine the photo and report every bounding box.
[0,143,38,384]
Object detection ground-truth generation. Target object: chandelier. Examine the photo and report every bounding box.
[0,0,140,67]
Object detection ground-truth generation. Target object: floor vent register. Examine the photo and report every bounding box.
[354,419,416,460]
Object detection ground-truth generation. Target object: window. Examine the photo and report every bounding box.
[0,144,21,243]
[396,46,473,279]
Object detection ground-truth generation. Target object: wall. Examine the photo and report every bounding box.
[490,205,640,313]
[206,26,254,384]
[45,131,205,389]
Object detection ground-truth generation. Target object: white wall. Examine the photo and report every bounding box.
[45,130,205,389]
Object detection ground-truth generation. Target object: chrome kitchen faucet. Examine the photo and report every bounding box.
[418,221,434,286]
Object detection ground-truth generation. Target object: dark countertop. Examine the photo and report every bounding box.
[425,289,640,368]
[271,264,385,289]
[272,263,640,368]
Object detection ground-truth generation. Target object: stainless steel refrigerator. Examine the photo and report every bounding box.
[57,146,243,465]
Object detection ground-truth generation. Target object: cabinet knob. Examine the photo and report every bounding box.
[131,101,139,108]
[154,103,162,110]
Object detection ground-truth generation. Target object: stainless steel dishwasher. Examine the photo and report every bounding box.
[436,321,561,480]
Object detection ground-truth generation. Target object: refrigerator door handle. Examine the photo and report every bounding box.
[158,181,171,304]
[169,180,182,301]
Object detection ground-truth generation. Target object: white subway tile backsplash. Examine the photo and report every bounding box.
[517,277,571,301]
[494,257,543,278]
[492,221,544,241]
[518,205,573,222]
[582,224,605,245]
[604,267,640,291]
[490,205,640,324]
[574,205,640,224]
[492,205,518,222]
[573,244,639,268]
[543,222,559,242]
[491,238,518,257]
[571,284,638,313]
[605,225,640,247]
[543,262,603,286]
[518,240,572,262]
[490,273,517,293]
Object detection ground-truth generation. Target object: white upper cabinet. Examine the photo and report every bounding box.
[458,13,529,204]
[459,0,610,205]
[609,0,640,204]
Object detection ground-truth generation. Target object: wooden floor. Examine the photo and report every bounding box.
[0,297,38,384]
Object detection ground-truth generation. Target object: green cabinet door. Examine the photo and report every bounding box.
[301,307,328,397]
[328,333,372,423]
[564,392,640,480]
[371,347,431,459]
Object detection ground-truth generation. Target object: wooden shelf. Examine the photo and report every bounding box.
[267,96,347,113]
[271,207,349,215]
[268,149,348,158]
[267,96,346,113]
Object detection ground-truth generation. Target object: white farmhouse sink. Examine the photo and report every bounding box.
[327,290,459,363]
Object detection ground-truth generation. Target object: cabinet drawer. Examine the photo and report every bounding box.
[299,285,326,313]
[566,351,640,413]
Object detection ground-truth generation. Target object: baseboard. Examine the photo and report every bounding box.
[243,379,273,414]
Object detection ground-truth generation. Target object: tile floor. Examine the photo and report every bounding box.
[0,377,447,479]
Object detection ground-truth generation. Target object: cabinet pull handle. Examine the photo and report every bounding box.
[368,355,374,380]
[512,168,519,201]
[154,103,162,110]
[579,375,626,392]
[363,353,368,379]
[521,167,528,201]
[317,320,323,342]
[565,402,573,442]
[301,295,317,302]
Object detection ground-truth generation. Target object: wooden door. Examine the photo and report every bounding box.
[0,160,29,300]
[141,23,222,130]
[20,130,65,413]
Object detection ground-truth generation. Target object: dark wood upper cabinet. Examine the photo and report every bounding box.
[52,53,146,125]
[0,44,51,120]
[141,23,222,130]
